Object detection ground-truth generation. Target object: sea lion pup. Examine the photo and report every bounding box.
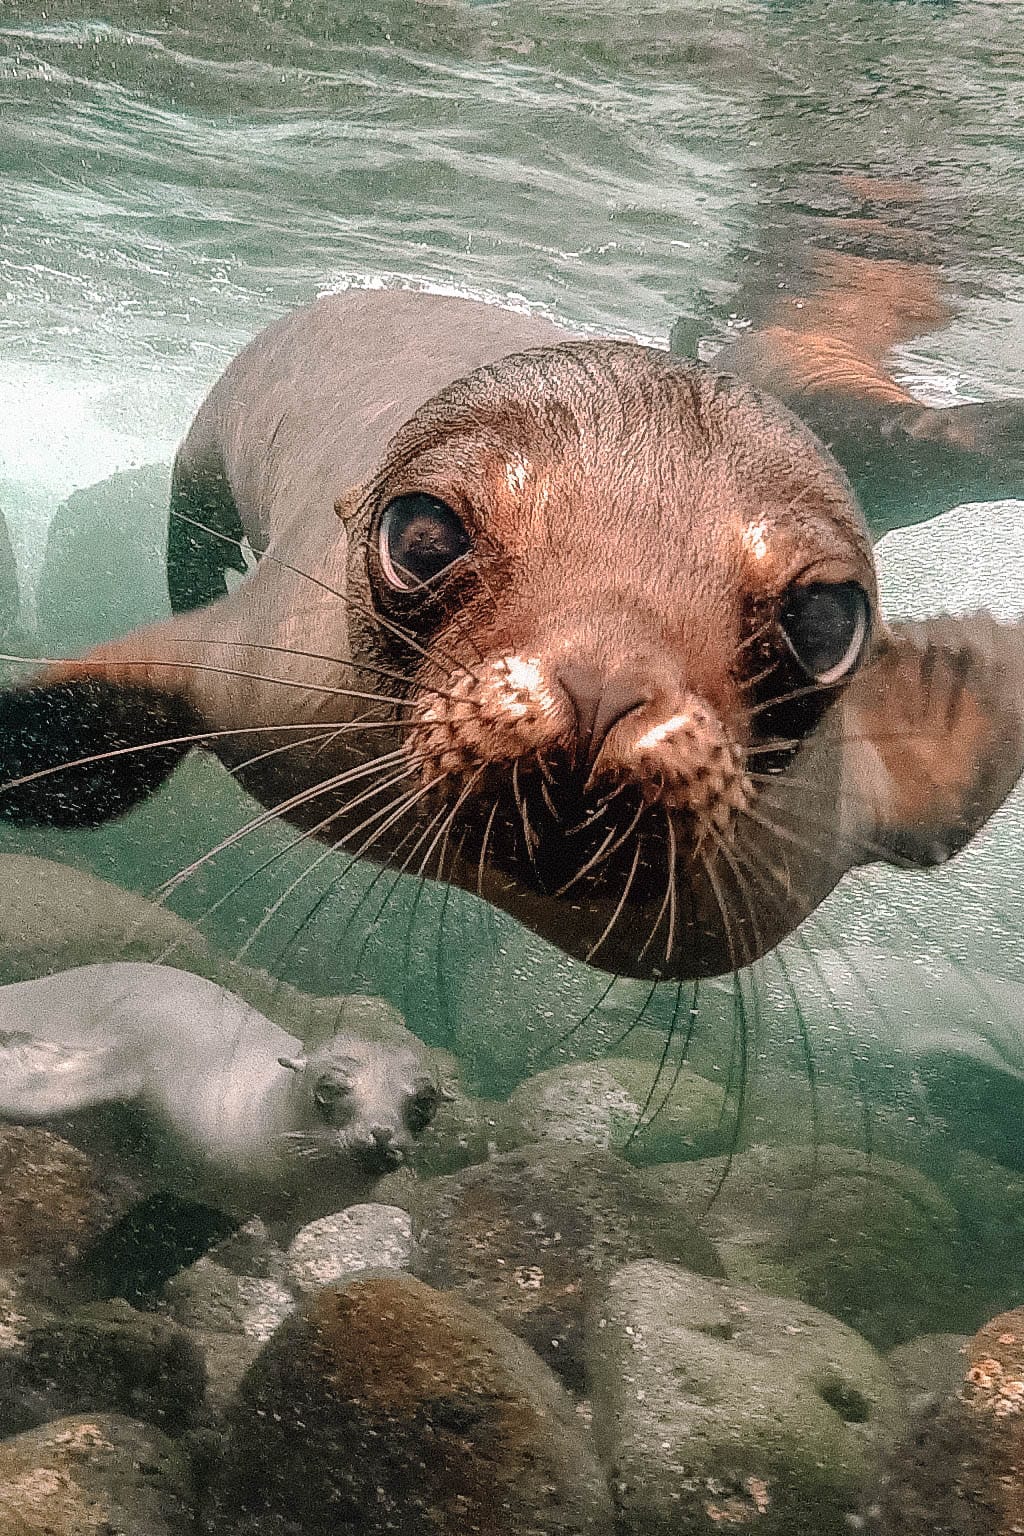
[0,962,443,1227]
[2,290,1023,981]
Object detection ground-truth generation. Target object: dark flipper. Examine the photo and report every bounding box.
[0,679,197,827]
[167,457,249,614]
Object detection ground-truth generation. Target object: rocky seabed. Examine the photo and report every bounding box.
[0,857,1022,1533]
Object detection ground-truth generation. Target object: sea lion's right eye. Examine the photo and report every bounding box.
[313,1073,354,1117]
[378,494,471,592]
[779,580,870,685]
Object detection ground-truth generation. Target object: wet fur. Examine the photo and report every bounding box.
[2,291,1023,986]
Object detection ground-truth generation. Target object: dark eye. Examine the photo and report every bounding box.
[378,494,470,592]
[313,1074,354,1117]
[406,1082,441,1134]
[779,581,870,685]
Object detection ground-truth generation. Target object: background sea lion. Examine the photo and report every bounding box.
[1,290,1023,981]
[0,962,442,1228]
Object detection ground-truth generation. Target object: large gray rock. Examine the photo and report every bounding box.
[209,1270,615,1534]
[502,1056,726,1163]
[0,1412,194,1535]
[285,1202,413,1296]
[412,1143,722,1388]
[642,1144,968,1348]
[587,1261,904,1536]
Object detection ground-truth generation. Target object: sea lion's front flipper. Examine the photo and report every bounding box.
[0,1031,144,1118]
[0,615,205,828]
[840,613,1024,868]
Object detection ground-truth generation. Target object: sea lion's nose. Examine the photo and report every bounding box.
[370,1124,404,1166]
[557,661,649,763]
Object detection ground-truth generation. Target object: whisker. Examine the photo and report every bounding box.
[0,719,396,801]
[152,749,411,906]
[585,837,642,966]
[157,761,417,963]
[554,792,644,899]
[232,767,425,962]
[0,650,406,705]
[476,797,501,898]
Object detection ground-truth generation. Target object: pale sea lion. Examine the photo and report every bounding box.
[1,289,1023,981]
[0,962,443,1226]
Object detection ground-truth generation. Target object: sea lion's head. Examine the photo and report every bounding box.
[278,1038,443,1173]
[341,342,884,979]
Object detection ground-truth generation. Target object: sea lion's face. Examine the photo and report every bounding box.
[294,1040,442,1172]
[347,342,878,981]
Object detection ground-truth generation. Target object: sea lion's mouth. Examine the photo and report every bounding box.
[440,755,706,906]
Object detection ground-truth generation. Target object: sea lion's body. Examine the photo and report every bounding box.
[0,962,441,1226]
[2,291,1024,984]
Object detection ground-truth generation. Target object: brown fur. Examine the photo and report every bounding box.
[10,293,1024,980]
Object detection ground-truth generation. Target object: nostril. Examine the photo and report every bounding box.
[557,661,650,763]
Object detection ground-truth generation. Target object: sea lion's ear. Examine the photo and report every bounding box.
[839,613,1024,867]
[0,615,203,828]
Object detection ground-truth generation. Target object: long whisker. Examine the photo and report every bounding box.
[156,760,416,961]
[232,766,427,962]
[152,749,410,906]
[0,718,396,802]
[585,837,642,966]
[0,650,405,705]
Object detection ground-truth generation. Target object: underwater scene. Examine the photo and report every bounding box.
[1,1,1024,1530]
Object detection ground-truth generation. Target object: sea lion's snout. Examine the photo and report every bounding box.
[409,647,751,839]
[555,660,649,768]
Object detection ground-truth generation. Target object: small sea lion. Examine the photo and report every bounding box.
[1,290,1022,981]
[0,962,443,1226]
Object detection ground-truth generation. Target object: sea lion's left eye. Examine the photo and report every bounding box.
[779,581,870,685]
[406,1080,441,1134]
[378,494,471,591]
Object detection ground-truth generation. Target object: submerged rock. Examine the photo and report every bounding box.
[285,1203,413,1296]
[164,1256,294,1343]
[0,1123,128,1271]
[210,1271,615,1534]
[868,1306,1024,1534]
[502,1056,726,1163]
[163,1255,294,1416]
[886,1333,970,1404]
[0,1412,194,1535]
[587,1261,903,1536]
[0,1296,205,1437]
[411,1143,722,1388]
[642,1144,967,1348]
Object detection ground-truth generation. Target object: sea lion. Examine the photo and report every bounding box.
[1,289,1023,981]
[0,962,443,1226]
